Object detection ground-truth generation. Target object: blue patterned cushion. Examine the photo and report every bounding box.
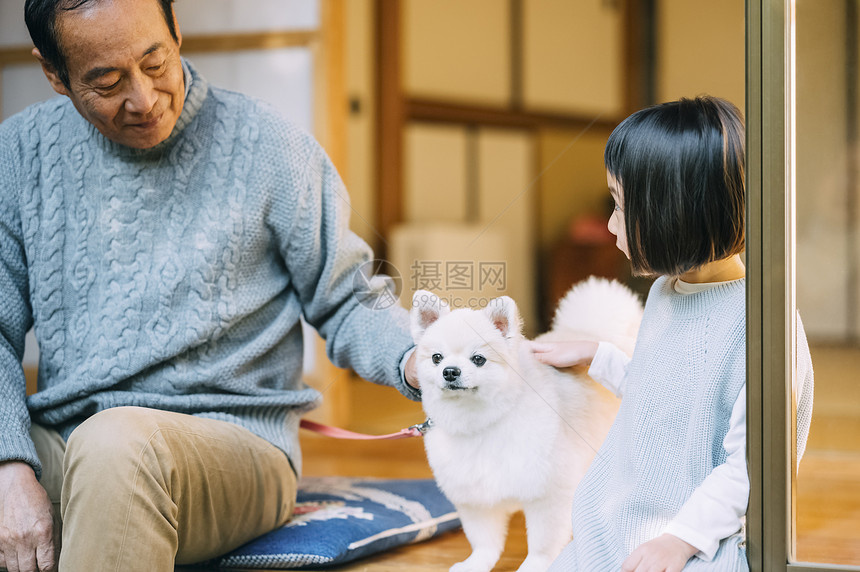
[215,477,461,569]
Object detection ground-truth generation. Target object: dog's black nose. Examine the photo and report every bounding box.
[442,366,461,382]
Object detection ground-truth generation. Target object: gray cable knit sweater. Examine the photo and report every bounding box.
[0,61,418,478]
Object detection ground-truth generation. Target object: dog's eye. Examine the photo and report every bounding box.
[431,353,443,365]
[471,354,486,367]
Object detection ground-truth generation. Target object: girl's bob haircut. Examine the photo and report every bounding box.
[604,96,745,276]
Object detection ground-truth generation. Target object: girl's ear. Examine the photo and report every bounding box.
[483,296,522,338]
[410,291,450,342]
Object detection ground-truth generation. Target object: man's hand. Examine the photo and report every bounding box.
[0,462,57,572]
[405,350,419,390]
[621,533,698,572]
[527,340,599,369]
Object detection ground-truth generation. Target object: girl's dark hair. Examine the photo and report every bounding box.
[604,96,746,277]
[24,0,178,90]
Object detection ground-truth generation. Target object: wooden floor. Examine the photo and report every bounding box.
[210,343,860,571]
[794,345,860,566]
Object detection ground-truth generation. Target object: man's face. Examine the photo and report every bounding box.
[49,0,184,149]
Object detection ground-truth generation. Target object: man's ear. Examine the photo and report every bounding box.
[32,48,69,97]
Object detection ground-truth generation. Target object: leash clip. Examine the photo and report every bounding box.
[409,418,434,436]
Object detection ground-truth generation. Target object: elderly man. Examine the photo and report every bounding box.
[0,0,420,570]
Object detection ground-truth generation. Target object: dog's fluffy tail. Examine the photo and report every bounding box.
[547,276,643,356]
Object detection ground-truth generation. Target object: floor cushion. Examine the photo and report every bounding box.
[214,476,460,569]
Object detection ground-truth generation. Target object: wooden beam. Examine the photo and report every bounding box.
[0,46,35,67]
[375,0,404,251]
[622,0,658,113]
[320,0,346,175]
[405,97,618,132]
[181,30,318,54]
[0,30,320,68]
[509,0,523,110]
[23,366,37,396]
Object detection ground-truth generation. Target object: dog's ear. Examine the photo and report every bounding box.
[483,296,522,338]
[410,290,450,342]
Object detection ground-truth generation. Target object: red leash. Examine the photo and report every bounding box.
[299,418,432,440]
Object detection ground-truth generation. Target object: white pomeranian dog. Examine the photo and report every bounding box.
[410,277,643,572]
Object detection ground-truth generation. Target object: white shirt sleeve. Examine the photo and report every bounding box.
[662,311,815,561]
[794,312,814,467]
[663,385,748,561]
[587,341,630,398]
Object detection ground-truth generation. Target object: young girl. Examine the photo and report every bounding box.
[533,96,814,571]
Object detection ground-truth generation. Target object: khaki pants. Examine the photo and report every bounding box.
[30,406,297,571]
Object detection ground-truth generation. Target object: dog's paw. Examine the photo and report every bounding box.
[450,562,492,572]
[515,554,554,572]
[449,554,496,572]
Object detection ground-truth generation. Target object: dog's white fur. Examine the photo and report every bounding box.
[410,277,643,572]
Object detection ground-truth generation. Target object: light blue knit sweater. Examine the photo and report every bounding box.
[0,61,418,478]
[552,277,751,570]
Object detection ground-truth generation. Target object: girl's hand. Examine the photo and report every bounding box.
[620,534,698,572]
[527,340,599,368]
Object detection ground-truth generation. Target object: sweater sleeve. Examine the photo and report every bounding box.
[0,118,40,475]
[587,341,630,397]
[274,129,419,401]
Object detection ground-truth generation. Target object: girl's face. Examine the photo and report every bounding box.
[606,171,630,259]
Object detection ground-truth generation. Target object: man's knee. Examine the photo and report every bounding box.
[64,406,169,476]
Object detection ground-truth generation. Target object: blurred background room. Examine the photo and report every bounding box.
[1,0,857,568]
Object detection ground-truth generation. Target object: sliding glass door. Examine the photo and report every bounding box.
[748,1,860,570]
